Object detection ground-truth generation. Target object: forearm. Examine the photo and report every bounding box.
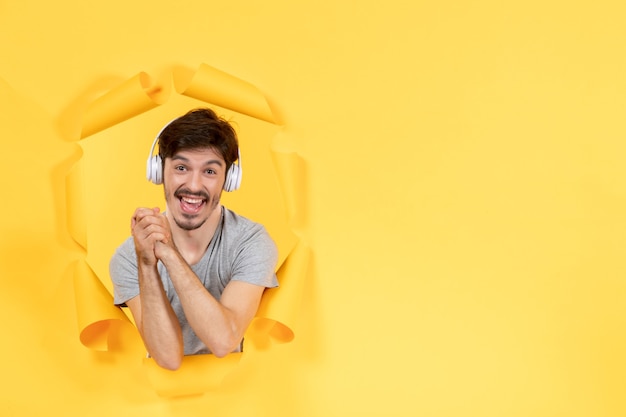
[160,250,241,357]
[137,264,184,369]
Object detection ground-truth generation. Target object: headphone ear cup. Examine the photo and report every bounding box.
[223,163,241,192]
[146,155,163,185]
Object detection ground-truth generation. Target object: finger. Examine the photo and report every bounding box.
[149,232,168,242]
[141,220,168,237]
[131,208,149,228]
[133,207,162,228]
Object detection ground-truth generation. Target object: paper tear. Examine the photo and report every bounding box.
[252,240,310,346]
[73,259,132,351]
[271,150,308,234]
[66,63,309,396]
[80,72,166,139]
[173,64,276,124]
[65,157,87,249]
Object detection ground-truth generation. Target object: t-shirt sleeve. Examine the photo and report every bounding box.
[230,224,279,289]
[109,237,140,306]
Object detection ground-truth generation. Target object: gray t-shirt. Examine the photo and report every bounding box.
[109,206,278,355]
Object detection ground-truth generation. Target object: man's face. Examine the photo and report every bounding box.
[162,147,226,231]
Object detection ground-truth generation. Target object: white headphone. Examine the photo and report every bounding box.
[146,121,242,192]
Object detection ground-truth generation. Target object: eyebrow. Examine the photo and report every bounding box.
[171,155,225,167]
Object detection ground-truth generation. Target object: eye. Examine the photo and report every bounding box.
[174,165,186,171]
[205,169,216,175]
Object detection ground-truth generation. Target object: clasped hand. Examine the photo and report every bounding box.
[131,207,174,266]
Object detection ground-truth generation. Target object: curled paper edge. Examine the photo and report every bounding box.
[73,259,131,351]
[173,64,276,124]
[251,239,310,346]
[80,72,166,139]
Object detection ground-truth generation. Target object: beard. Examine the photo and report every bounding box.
[174,214,208,231]
[166,186,221,231]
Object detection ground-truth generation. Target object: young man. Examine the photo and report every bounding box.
[109,108,278,370]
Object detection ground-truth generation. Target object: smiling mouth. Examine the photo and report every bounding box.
[179,195,207,214]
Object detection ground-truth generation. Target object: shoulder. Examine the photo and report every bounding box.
[221,207,277,258]
[222,208,273,242]
[109,236,138,274]
[111,236,137,261]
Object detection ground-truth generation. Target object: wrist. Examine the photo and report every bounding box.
[155,242,179,265]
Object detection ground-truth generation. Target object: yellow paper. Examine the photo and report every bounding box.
[271,150,308,233]
[143,353,242,397]
[64,63,308,397]
[65,157,87,250]
[4,2,626,416]
[173,64,276,124]
[73,259,132,351]
[80,72,166,139]
[249,240,310,347]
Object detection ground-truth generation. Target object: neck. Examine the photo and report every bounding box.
[167,204,222,265]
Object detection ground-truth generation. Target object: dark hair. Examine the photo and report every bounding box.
[158,108,239,170]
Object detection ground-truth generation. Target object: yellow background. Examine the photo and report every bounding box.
[2,1,626,416]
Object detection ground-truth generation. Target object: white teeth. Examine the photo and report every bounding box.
[182,197,203,204]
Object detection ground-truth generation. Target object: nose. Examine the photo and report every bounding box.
[188,169,203,191]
